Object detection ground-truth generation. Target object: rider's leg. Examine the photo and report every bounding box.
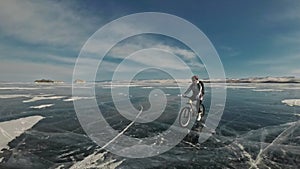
[198,100,207,128]
[200,100,205,119]
[196,100,202,121]
[196,100,207,130]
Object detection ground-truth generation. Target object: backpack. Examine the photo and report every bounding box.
[197,81,205,95]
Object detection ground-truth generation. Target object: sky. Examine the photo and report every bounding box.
[1,0,300,82]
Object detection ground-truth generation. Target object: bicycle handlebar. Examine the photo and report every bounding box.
[182,95,189,98]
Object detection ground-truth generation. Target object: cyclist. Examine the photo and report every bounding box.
[183,75,205,128]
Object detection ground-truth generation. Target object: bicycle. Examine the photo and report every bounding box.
[179,95,205,128]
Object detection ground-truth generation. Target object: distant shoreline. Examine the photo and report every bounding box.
[2,76,300,84]
[95,76,300,84]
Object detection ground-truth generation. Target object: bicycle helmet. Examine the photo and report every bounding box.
[192,75,199,80]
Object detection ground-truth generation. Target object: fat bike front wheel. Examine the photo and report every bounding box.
[179,107,191,127]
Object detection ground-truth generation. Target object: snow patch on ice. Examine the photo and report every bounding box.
[0,116,44,152]
[0,87,40,90]
[23,95,66,103]
[252,89,283,92]
[142,86,153,89]
[70,151,124,169]
[226,85,256,89]
[63,97,94,102]
[164,86,180,89]
[30,104,54,109]
[282,99,300,106]
[0,94,31,99]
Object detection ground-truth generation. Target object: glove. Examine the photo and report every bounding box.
[200,95,204,101]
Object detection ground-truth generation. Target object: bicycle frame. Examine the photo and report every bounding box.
[183,96,200,116]
[186,99,198,117]
[179,95,206,128]
[184,95,205,117]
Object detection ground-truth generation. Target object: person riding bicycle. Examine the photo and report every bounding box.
[183,75,205,127]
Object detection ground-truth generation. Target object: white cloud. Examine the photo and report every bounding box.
[74,48,198,80]
[124,48,192,70]
[263,1,300,22]
[0,60,73,82]
[0,0,104,82]
[0,42,77,65]
[109,42,197,60]
[100,42,205,77]
[275,31,300,45]
[291,69,300,77]
[155,44,196,60]
[0,0,98,48]
[249,53,300,77]
[109,48,195,80]
[0,2,206,81]
[263,2,300,47]
[250,54,300,65]
[77,31,205,80]
[219,46,240,57]
[276,3,300,21]
[77,20,199,62]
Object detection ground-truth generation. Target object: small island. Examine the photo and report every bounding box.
[74,79,86,84]
[34,79,54,83]
[34,79,64,84]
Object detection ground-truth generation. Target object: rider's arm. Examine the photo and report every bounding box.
[184,84,192,96]
[196,83,202,100]
[199,81,204,95]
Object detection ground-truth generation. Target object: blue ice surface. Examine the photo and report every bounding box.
[0,82,299,168]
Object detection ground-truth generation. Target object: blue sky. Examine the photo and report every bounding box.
[1,0,300,82]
